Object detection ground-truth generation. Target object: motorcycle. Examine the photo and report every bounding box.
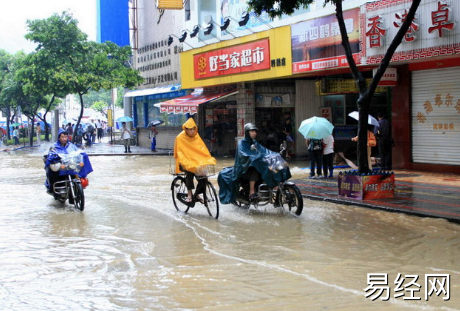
[219,146,304,216]
[44,149,90,211]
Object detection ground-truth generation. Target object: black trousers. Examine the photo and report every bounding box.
[323,153,334,176]
[378,137,392,170]
[185,170,206,194]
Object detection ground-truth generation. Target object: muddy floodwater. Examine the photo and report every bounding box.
[1,147,459,310]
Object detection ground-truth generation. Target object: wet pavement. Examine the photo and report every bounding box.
[4,140,460,223]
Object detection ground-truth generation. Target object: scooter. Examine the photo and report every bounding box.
[232,147,304,216]
[44,150,89,211]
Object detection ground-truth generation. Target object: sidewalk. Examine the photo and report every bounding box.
[3,141,460,222]
[291,170,460,223]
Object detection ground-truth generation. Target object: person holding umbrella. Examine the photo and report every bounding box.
[351,126,377,170]
[13,126,20,147]
[120,122,132,153]
[298,116,334,179]
[149,125,159,152]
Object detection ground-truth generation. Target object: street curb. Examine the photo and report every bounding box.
[302,193,460,224]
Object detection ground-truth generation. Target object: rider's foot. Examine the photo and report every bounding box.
[184,197,193,203]
[194,195,205,204]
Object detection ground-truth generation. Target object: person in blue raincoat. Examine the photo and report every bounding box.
[218,123,291,204]
[44,129,93,192]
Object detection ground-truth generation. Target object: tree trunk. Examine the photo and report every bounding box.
[73,92,86,144]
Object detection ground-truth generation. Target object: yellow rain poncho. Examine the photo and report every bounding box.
[174,118,216,174]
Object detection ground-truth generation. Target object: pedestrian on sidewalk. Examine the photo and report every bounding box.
[13,127,20,147]
[351,127,376,170]
[282,117,294,159]
[66,123,73,142]
[36,123,41,144]
[375,112,392,170]
[149,125,158,152]
[322,134,334,178]
[96,119,103,143]
[0,127,4,147]
[306,137,323,178]
[121,122,132,153]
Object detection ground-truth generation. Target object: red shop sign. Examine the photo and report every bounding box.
[194,39,270,79]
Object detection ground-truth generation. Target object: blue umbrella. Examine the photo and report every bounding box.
[116,116,134,122]
[298,116,334,139]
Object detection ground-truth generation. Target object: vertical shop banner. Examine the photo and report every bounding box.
[291,8,360,73]
[361,0,460,65]
[194,39,270,79]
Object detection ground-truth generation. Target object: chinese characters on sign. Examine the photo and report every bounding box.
[291,8,360,73]
[365,1,455,49]
[194,39,270,79]
[428,2,455,37]
[361,0,459,64]
[364,273,450,301]
[416,93,458,131]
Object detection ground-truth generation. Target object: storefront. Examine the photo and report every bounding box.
[361,0,460,173]
[179,26,293,155]
[154,87,238,155]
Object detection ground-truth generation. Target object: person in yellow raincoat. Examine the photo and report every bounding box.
[174,118,216,203]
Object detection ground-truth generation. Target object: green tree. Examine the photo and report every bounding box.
[83,89,112,108]
[0,49,14,139]
[0,52,29,141]
[17,50,67,142]
[25,12,143,142]
[248,0,421,173]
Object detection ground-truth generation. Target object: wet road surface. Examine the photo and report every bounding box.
[0,148,459,310]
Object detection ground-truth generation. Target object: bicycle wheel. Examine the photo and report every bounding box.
[171,176,190,214]
[276,184,303,216]
[203,181,219,219]
[72,181,85,211]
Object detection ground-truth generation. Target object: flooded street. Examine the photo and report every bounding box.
[1,147,459,310]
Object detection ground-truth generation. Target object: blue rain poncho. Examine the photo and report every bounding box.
[218,125,291,204]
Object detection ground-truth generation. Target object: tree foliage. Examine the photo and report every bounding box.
[24,12,143,142]
[248,0,421,173]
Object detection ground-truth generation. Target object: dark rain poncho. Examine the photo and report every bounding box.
[218,129,291,204]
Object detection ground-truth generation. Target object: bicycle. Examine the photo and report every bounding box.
[169,153,219,219]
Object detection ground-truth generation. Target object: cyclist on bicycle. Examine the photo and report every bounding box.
[174,118,216,203]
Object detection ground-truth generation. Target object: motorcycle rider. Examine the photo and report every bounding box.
[221,122,291,203]
[44,129,92,194]
[174,118,216,203]
[234,123,263,201]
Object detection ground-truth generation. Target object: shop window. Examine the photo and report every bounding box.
[136,102,145,127]
[147,101,187,127]
[322,95,346,125]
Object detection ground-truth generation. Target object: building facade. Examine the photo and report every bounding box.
[129,0,460,173]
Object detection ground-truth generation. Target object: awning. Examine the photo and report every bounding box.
[124,84,181,98]
[154,90,238,115]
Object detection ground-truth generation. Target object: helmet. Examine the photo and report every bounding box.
[244,123,258,132]
[80,177,89,188]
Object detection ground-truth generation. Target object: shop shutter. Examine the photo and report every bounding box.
[412,68,460,165]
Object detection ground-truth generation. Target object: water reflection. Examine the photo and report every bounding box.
[0,148,459,310]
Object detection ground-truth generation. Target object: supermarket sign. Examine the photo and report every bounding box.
[194,39,270,79]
